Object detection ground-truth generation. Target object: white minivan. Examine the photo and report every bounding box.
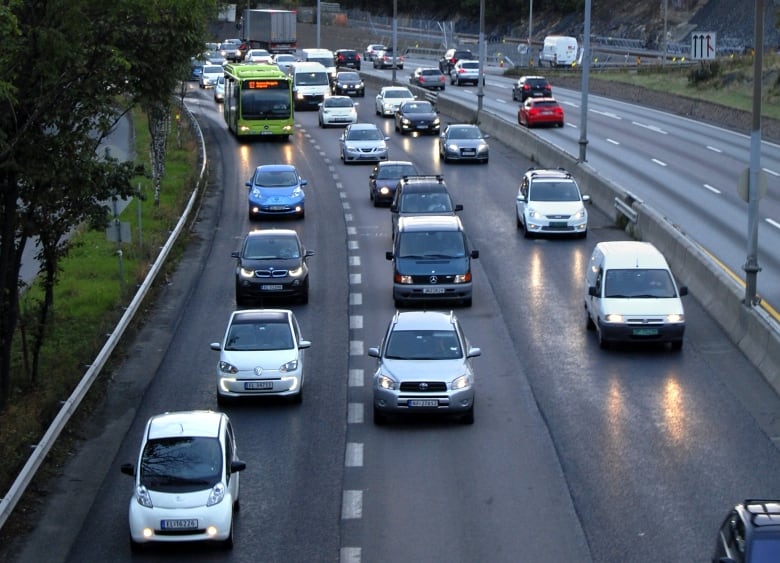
[288,61,331,110]
[584,241,687,350]
[539,35,579,67]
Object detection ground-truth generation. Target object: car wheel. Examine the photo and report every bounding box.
[375,106,380,116]
[129,536,145,553]
[597,329,609,349]
[319,118,325,128]
[481,157,488,164]
[236,290,249,307]
[671,340,683,352]
[300,281,309,304]
[516,213,522,229]
[222,516,234,550]
[522,222,532,239]
[290,388,303,404]
[463,297,472,307]
[460,405,474,425]
[559,120,565,128]
[373,406,387,425]
[217,392,232,406]
[585,308,595,330]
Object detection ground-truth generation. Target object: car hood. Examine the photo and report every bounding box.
[379,357,468,381]
[344,140,386,149]
[239,257,302,270]
[395,256,469,274]
[401,112,437,120]
[526,201,584,215]
[221,349,299,371]
[249,186,304,203]
[146,489,214,508]
[597,297,684,317]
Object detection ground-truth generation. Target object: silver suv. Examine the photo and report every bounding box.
[450,60,484,86]
[368,310,480,425]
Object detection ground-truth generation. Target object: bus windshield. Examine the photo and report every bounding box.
[241,89,291,119]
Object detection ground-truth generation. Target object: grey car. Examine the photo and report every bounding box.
[439,124,490,163]
[368,310,480,425]
[339,123,390,164]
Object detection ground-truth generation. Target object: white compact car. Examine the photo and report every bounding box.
[121,410,246,551]
[374,86,415,117]
[318,96,358,127]
[515,168,589,237]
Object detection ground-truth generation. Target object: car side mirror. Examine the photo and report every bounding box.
[231,251,240,258]
[679,286,688,296]
[385,251,394,261]
[470,250,479,259]
[210,342,221,351]
[467,347,481,358]
[368,347,380,358]
[588,286,599,297]
[231,460,247,473]
[390,204,397,212]
[454,204,463,212]
[305,249,315,257]
[245,181,252,188]
[120,463,135,477]
[369,174,376,180]
[298,340,312,349]
[582,194,591,203]
[301,179,308,186]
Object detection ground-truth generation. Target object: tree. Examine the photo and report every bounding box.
[0,0,216,409]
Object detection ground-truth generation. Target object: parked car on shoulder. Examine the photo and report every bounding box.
[394,100,440,135]
[518,97,564,128]
[409,67,446,90]
[512,75,552,101]
[439,48,474,74]
[369,310,480,425]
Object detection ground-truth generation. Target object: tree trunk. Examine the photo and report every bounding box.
[147,102,170,207]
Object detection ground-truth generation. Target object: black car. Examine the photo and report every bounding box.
[369,160,418,206]
[334,48,361,70]
[331,71,365,97]
[394,100,440,135]
[439,48,474,74]
[512,75,553,102]
[712,499,780,562]
[233,229,314,305]
[390,175,463,240]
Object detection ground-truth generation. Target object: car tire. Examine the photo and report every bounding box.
[463,297,472,307]
[300,281,309,304]
[597,329,609,349]
[319,118,326,128]
[481,157,488,164]
[290,388,303,404]
[671,340,683,352]
[460,405,474,425]
[222,517,234,550]
[217,392,232,406]
[236,290,249,307]
[129,536,145,553]
[373,406,387,425]
[585,309,595,330]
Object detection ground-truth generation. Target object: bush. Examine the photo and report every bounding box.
[688,60,721,85]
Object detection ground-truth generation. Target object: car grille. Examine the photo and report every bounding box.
[253,269,289,278]
[410,274,457,284]
[399,381,448,392]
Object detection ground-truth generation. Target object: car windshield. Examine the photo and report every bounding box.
[529,181,580,201]
[397,231,465,259]
[225,319,294,351]
[377,164,416,179]
[254,170,297,187]
[604,269,677,298]
[338,72,360,81]
[308,57,333,67]
[204,66,223,74]
[402,102,433,114]
[140,436,222,492]
[384,329,462,360]
[399,192,452,214]
[386,90,412,99]
[243,236,300,260]
[448,127,481,139]
[326,97,354,108]
[297,71,329,85]
[348,128,383,141]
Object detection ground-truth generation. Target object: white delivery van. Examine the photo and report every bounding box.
[288,61,330,110]
[539,35,579,67]
[300,48,336,81]
[584,241,688,350]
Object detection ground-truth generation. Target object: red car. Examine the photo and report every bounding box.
[518,97,564,128]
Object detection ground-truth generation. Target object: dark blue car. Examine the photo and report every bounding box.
[246,164,307,220]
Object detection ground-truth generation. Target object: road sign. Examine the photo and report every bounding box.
[691,32,717,60]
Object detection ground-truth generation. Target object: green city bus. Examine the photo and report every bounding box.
[222,63,294,139]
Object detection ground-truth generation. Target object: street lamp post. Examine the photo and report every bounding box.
[391,0,397,82]
[477,0,485,115]
[578,0,591,162]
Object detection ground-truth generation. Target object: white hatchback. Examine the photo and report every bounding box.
[121,410,246,551]
[318,96,358,127]
[200,64,223,88]
[515,168,589,238]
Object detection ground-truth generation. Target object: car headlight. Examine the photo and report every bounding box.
[433,117,440,126]
[379,187,390,196]
[395,274,413,284]
[666,314,685,323]
[239,267,255,279]
[251,187,263,199]
[604,314,624,323]
[219,361,238,374]
[574,207,586,219]
[453,272,471,283]
[451,374,471,390]
[477,143,488,153]
[376,373,397,390]
[288,266,305,277]
[446,143,458,151]
[206,482,226,507]
[135,485,153,508]
[401,117,411,125]
[280,359,299,372]
[527,208,541,219]
[292,186,303,198]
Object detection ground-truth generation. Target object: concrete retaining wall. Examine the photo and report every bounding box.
[363,72,780,390]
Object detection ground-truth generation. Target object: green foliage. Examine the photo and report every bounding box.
[688,60,722,85]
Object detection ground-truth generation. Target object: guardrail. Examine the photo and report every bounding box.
[0,100,208,531]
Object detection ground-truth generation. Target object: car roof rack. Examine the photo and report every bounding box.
[400,174,444,184]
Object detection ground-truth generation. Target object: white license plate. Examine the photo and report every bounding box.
[408,399,438,407]
[161,519,198,530]
[261,284,283,290]
[462,150,475,155]
[245,381,273,390]
[423,287,445,294]
[417,125,428,129]
[260,131,273,135]
[269,206,286,211]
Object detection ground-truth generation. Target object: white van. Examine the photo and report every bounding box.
[300,48,336,81]
[584,241,687,350]
[288,61,330,110]
[539,35,579,67]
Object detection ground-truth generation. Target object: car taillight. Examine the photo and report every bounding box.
[523,84,530,90]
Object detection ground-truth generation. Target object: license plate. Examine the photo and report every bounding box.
[245,381,273,390]
[633,328,659,336]
[161,519,198,530]
[423,287,445,294]
[409,399,438,407]
[550,221,568,228]
[260,131,273,135]
[261,284,283,290]
[269,206,286,211]
[462,149,475,155]
[416,125,428,129]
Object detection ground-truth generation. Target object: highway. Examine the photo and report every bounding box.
[11,75,780,563]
